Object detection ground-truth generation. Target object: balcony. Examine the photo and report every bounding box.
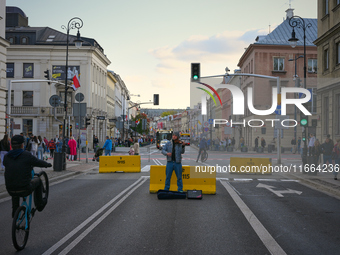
[10,106,72,116]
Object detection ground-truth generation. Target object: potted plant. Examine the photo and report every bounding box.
[241,145,248,152]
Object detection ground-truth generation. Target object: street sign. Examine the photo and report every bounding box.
[97,116,105,120]
[275,115,289,129]
[274,105,281,115]
[204,127,209,132]
[208,119,213,124]
[75,92,84,102]
[49,95,61,107]
[73,103,87,117]
[203,121,209,127]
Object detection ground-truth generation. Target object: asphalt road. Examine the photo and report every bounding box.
[0,146,339,254]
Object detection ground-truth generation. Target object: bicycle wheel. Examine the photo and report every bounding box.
[40,171,49,201]
[201,151,208,162]
[12,206,29,251]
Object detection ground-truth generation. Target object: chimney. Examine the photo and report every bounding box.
[286,8,294,19]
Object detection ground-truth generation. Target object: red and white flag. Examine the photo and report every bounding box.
[72,74,81,90]
[136,119,140,125]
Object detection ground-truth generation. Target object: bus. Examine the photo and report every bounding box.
[180,133,190,146]
[156,130,173,149]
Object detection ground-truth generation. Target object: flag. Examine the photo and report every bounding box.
[72,74,81,90]
[136,119,140,125]
[198,120,201,125]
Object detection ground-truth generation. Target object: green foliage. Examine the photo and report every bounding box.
[161,110,177,117]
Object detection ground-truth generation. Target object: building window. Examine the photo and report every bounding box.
[6,63,14,78]
[336,42,340,65]
[337,0,340,5]
[324,49,329,70]
[325,0,329,15]
[23,91,33,106]
[324,96,329,135]
[23,63,34,78]
[23,119,33,136]
[273,57,285,71]
[8,36,15,44]
[20,36,28,44]
[337,94,340,134]
[308,59,318,73]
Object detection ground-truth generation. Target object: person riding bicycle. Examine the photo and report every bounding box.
[4,135,52,217]
[196,136,208,162]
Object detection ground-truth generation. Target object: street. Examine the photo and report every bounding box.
[0,146,339,255]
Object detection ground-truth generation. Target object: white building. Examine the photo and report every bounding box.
[5,7,110,149]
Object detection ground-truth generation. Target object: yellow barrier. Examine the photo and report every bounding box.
[99,155,141,173]
[149,165,216,194]
[229,157,272,174]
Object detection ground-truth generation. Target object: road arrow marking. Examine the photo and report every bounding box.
[256,183,302,197]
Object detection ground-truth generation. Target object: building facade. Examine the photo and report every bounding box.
[314,0,340,142]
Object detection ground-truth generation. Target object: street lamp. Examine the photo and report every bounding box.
[61,17,83,169]
[288,15,312,165]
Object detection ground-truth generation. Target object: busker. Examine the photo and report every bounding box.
[162,132,185,192]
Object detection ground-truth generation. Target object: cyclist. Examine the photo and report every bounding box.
[196,136,207,162]
[4,135,52,217]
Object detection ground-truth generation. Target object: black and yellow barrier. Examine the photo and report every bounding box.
[229,157,272,174]
[149,165,216,194]
[99,155,141,173]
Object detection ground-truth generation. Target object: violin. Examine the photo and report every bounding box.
[174,139,186,146]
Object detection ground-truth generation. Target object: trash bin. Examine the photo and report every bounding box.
[53,152,63,172]
[257,147,264,153]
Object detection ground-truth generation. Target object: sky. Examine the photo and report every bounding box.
[7,0,317,110]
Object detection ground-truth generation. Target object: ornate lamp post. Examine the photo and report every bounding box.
[288,15,312,165]
[61,17,83,169]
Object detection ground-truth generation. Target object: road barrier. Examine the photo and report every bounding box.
[149,165,216,194]
[230,157,272,174]
[99,155,141,173]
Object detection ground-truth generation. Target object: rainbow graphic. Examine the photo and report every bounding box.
[196,82,222,106]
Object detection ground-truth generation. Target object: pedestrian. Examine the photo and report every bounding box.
[308,133,316,156]
[313,139,322,165]
[56,136,63,153]
[48,138,56,159]
[133,138,140,155]
[93,135,99,151]
[4,135,52,217]
[254,136,259,151]
[291,137,297,154]
[30,136,39,157]
[102,136,113,156]
[297,137,302,153]
[196,136,207,162]
[162,131,185,192]
[0,134,11,170]
[321,138,333,169]
[261,137,266,149]
[68,136,77,161]
[332,139,340,180]
[240,137,244,148]
[37,135,44,160]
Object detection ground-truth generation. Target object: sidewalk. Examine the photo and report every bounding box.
[0,157,99,199]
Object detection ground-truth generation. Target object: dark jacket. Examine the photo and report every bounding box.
[162,140,185,163]
[4,150,50,191]
[0,140,10,151]
[321,142,333,155]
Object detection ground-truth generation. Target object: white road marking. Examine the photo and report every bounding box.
[233,178,253,182]
[257,179,277,182]
[220,180,287,255]
[256,183,302,197]
[42,176,148,255]
[141,165,151,172]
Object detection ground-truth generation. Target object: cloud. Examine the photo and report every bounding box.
[149,29,265,74]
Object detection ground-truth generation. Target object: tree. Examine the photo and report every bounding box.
[161,110,177,117]
[130,113,149,136]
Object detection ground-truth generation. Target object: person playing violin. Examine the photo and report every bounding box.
[162,131,186,192]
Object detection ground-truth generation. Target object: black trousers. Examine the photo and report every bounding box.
[8,177,42,217]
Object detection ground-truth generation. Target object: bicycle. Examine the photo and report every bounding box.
[11,170,49,251]
[201,149,208,162]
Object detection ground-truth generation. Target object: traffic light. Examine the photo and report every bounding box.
[153,94,159,105]
[44,69,50,84]
[85,118,91,128]
[191,63,200,81]
[300,111,308,127]
[302,131,306,142]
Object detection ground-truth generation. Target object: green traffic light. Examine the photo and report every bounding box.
[302,137,306,141]
[300,119,308,126]
[193,75,198,80]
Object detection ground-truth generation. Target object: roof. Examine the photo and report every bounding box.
[6,6,27,18]
[255,18,317,47]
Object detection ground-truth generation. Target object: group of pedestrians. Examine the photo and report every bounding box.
[306,134,340,180]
